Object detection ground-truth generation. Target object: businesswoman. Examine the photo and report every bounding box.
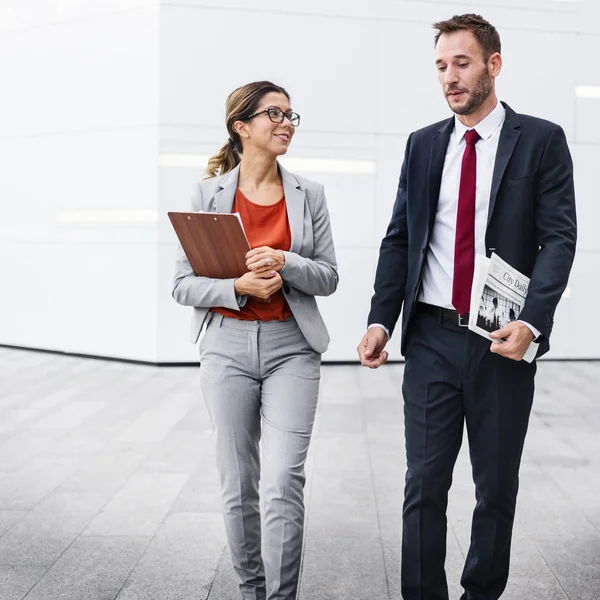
[172,81,338,600]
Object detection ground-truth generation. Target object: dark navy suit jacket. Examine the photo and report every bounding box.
[368,102,577,358]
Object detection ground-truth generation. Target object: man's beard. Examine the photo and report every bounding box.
[447,68,492,115]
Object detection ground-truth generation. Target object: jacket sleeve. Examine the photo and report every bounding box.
[280,184,339,297]
[518,125,577,338]
[367,134,412,336]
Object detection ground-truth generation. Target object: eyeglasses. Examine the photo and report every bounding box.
[244,107,301,127]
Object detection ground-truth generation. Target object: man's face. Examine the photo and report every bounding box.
[435,30,494,116]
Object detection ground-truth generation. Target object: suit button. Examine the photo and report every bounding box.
[283,284,290,294]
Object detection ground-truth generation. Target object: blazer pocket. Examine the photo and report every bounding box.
[506,172,537,188]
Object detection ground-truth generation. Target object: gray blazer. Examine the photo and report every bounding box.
[172,163,338,354]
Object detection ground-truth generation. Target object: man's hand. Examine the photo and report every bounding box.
[489,321,534,361]
[246,247,285,274]
[357,327,389,369]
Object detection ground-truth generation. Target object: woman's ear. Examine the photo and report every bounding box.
[233,120,248,138]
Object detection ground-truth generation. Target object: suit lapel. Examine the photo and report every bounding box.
[214,165,240,213]
[427,118,454,236]
[488,103,521,227]
[279,163,305,253]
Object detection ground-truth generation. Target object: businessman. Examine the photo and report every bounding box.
[357,14,576,600]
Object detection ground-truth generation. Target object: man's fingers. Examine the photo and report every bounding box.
[357,339,371,360]
[361,341,386,365]
[490,340,522,361]
[490,326,510,340]
[363,338,375,359]
[360,351,389,369]
[357,329,388,368]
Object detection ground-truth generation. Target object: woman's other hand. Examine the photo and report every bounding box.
[234,270,283,301]
[245,247,285,274]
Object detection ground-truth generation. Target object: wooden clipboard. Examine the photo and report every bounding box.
[168,212,251,279]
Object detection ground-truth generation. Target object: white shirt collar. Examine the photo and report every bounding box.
[453,101,506,142]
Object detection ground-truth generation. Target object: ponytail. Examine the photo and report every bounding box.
[204,137,241,179]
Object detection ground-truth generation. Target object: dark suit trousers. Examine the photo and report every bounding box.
[401,309,536,600]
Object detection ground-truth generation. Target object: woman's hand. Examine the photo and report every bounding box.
[234,270,283,301]
[245,247,285,274]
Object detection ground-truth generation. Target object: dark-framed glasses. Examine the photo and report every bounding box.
[244,107,301,127]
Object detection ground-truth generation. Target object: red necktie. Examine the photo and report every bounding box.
[452,128,480,315]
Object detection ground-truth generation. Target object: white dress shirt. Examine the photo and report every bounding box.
[419,101,505,308]
[371,101,540,340]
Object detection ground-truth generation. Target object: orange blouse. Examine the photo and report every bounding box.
[212,188,293,322]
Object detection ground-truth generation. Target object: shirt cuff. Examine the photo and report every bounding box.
[368,323,390,340]
[518,320,541,341]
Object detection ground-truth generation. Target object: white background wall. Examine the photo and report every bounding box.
[1,0,598,362]
[0,0,160,361]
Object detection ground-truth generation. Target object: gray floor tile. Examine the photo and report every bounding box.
[114,396,198,443]
[0,350,598,599]
[0,429,64,471]
[30,400,106,431]
[22,536,149,600]
[115,513,226,600]
[0,456,80,511]
[170,449,221,515]
[206,549,241,600]
[0,566,48,600]
[83,472,190,537]
[139,429,207,474]
[0,510,27,537]
[0,523,78,567]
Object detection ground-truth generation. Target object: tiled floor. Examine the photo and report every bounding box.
[0,347,599,599]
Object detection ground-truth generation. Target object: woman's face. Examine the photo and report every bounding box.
[237,92,296,157]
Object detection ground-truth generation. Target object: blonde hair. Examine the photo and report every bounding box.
[205,81,290,179]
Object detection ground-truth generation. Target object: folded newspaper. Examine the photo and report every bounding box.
[469,253,539,363]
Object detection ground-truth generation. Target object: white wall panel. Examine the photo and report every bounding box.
[375,135,408,240]
[0,7,160,361]
[318,249,379,362]
[579,0,600,35]
[378,20,447,135]
[575,99,600,144]
[2,0,596,361]
[557,251,599,359]
[0,0,156,33]
[159,6,378,134]
[0,243,61,351]
[572,144,600,253]
[498,28,577,140]
[378,0,578,33]
[160,0,376,18]
[157,243,198,363]
[0,7,158,136]
[55,243,158,361]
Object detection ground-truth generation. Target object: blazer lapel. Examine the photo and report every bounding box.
[214,164,241,213]
[427,117,454,236]
[279,163,305,253]
[488,103,521,227]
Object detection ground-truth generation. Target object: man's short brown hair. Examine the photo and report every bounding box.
[433,14,501,59]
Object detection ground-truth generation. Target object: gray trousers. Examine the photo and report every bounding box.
[199,313,321,600]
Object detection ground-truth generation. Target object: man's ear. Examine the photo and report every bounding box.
[489,52,502,78]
